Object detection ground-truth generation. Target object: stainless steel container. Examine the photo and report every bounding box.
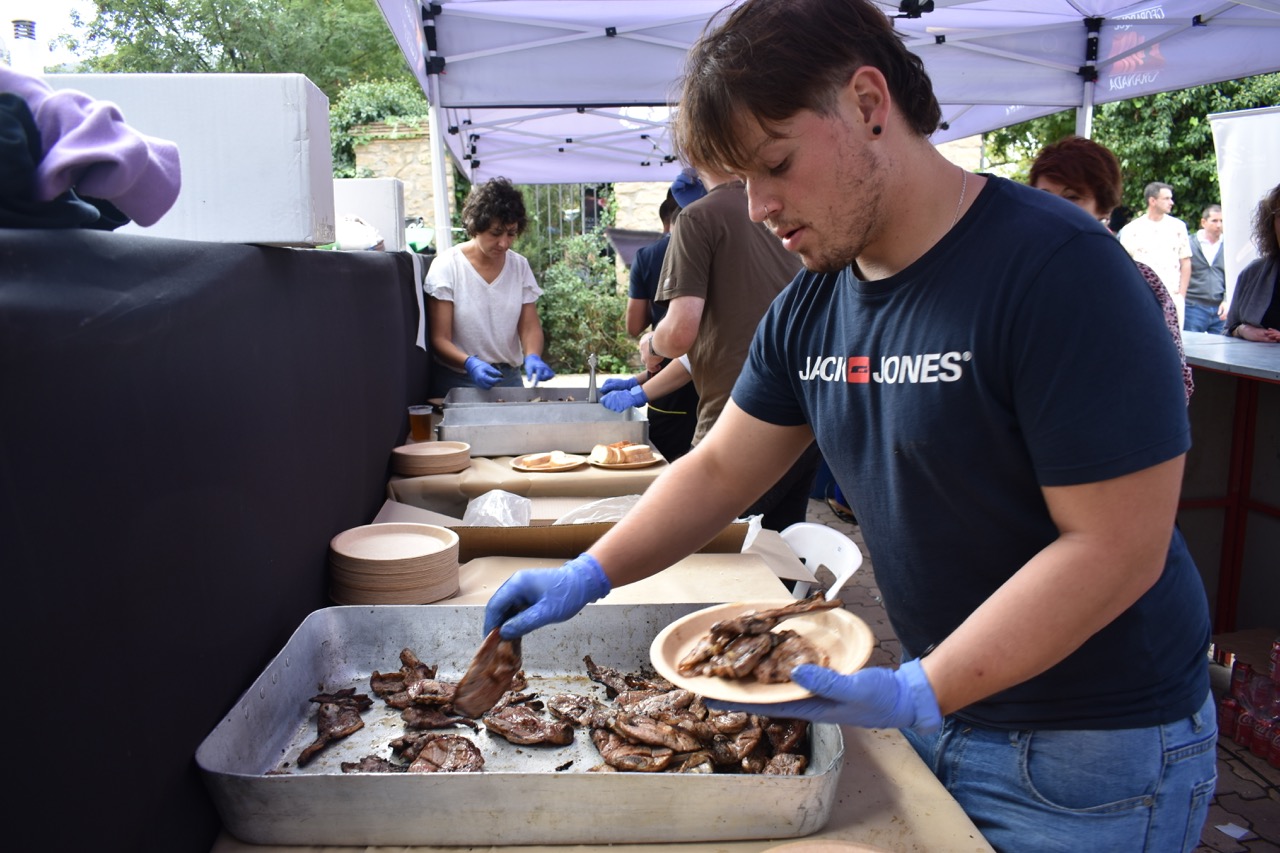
[437,388,648,455]
[197,604,844,847]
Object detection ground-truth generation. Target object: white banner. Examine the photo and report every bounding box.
[1209,106,1280,308]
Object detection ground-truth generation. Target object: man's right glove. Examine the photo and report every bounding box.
[600,376,639,394]
[705,658,943,734]
[483,553,612,639]
[601,385,648,413]
[464,355,502,389]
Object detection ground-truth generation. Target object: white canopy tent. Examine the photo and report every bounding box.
[373,0,1280,246]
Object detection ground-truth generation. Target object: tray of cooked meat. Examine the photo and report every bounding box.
[196,604,845,846]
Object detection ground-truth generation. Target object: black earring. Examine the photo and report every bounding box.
[872,125,882,135]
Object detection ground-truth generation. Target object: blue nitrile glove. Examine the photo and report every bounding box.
[464,355,502,389]
[523,353,555,383]
[600,376,640,394]
[706,658,943,734]
[601,385,648,413]
[483,553,612,640]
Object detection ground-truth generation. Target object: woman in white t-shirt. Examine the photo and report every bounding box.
[425,177,555,396]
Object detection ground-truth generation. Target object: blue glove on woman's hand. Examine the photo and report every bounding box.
[483,553,612,639]
[706,658,943,733]
[523,354,555,383]
[601,385,648,413]
[464,355,502,389]
[600,376,639,394]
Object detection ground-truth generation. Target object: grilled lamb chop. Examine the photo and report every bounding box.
[545,693,602,726]
[296,688,373,766]
[401,705,478,730]
[591,728,673,772]
[668,750,717,773]
[710,593,841,636]
[752,630,829,683]
[407,734,485,772]
[765,718,809,754]
[483,703,575,745]
[764,753,809,775]
[453,628,523,717]
[610,712,703,753]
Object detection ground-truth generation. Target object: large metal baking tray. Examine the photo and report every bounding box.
[197,604,844,847]
[437,397,648,456]
[443,385,596,406]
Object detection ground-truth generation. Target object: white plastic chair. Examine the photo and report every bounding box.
[779,522,864,601]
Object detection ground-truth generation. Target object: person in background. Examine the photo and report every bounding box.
[635,161,816,532]
[1118,181,1193,326]
[1226,182,1280,343]
[483,2,1214,850]
[604,186,701,462]
[1028,135,1192,400]
[1186,204,1227,334]
[424,177,555,396]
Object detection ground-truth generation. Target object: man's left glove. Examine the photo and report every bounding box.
[523,354,555,383]
[601,385,648,413]
[707,658,943,733]
[483,553,612,640]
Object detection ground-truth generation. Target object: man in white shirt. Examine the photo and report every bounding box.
[1118,182,1192,325]
[1184,204,1226,334]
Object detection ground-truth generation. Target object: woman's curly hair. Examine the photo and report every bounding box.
[461,177,528,237]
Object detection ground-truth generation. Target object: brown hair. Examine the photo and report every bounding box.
[673,0,941,174]
[1028,135,1123,216]
[1252,183,1280,260]
[461,177,528,237]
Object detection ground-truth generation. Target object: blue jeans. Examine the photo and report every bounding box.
[902,691,1217,853]
[1183,300,1225,334]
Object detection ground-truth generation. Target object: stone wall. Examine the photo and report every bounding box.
[353,123,453,238]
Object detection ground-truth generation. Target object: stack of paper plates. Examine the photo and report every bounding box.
[390,441,471,476]
[328,523,460,605]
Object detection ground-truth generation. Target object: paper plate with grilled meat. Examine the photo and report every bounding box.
[649,596,875,703]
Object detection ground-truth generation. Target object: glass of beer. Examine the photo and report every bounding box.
[408,405,435,441]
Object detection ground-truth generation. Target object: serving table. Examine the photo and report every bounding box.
[389,454,669,518]
[211,540,994,852]
[1178,332,1280,632]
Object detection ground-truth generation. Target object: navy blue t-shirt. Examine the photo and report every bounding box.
[629,233,671,328]
[734,177,1209,729]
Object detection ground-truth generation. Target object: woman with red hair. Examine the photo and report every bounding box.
[1030,135,1192,400]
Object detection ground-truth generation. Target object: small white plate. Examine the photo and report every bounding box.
[649,601,874,703]
[511,452,587,472]
[588,452,664,470]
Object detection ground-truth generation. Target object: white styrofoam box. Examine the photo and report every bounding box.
[44,73,335,246]
[334,178,405,252]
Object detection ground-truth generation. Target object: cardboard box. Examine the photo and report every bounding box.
[370,498,747,563]
[334,178,405,252]
[45,73,335,246]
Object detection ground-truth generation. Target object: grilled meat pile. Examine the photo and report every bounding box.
[283,645,811,775]
[566,655,810,774]
[677,594,843,683]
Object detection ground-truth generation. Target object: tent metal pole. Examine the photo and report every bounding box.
[1075,81,1095,138]
[427,73,452,252]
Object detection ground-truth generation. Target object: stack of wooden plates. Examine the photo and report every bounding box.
[329,523,460,605]
[390,440,471,476]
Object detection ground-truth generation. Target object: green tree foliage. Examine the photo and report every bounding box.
[985,73,1280,217]
[527,192,633,374]
[328,78,428,178]
[63,0,411,101]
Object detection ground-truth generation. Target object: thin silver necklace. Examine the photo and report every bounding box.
[951,170,969,228]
